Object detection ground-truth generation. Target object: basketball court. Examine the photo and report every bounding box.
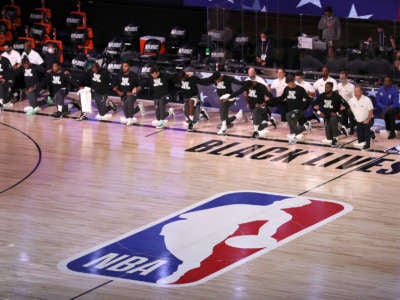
[1,100,399,299]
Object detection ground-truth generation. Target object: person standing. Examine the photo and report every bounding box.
[375,76,399,139]
[318,7,341,48]
[337,71,355,135]
[0,55,13,110]
[255,31,273,67]
[113,62,142,126]
[314,82,344,146]
[348,86,375,150]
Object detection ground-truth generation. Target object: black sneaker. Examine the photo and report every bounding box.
[52,111,63,119]
[77,113,88,121]
[108,101,117,112]
[331,137,338,147]
[252,131,259,139]
[370,130,376,140]
[200,109,209,121]
[388,132,396,139]
[227,122,234,129]
[270,118,277,129]
[188,122,194,132]
[363,144,370,150]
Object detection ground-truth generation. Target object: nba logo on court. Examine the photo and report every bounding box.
[59,191,352,286]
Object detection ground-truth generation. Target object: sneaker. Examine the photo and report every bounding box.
[46,96,54,106]
[362,144,370,150]
[295,133,304,141]
[152,119,158,125]
[138,101,145,116]
[96,113,112,120]
[33,106,41,113]
[340,126,349,137]
[188,121,194,132]
[270,117,277,129]
[353,141,366,149]
[156,120,164,129]
[217,128,227,135]
[252,131,259,139]
[258,128,269,138]
[288,134,297,145]
[23,106,33,113]
[77,113,88,121]
[52,111,63,118]
[120,117,128,124]
[26,107,36,116]
[370,131,376,140]
[235,109,243,121]
[3,102,14,109]
[332,138,338,147]
[108,100,117,112]
[168,107,175,119]
[388,131,396,139]
[304,121,312,132]
[321,138,332,145]
[126,118,137,126]
[200,109,209,121]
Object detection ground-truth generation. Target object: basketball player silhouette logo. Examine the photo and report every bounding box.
[60,192,352,286]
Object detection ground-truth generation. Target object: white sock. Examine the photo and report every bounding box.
[254,125,259,131]
[0,99,3,105]
[57,105,63,112]
[189,115,194,121]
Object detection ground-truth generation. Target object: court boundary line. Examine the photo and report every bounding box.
[0,122,42,195]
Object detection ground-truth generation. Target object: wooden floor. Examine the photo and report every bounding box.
[1,99,400,300]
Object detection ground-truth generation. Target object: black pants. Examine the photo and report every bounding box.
[122,95,139,118]
[54,88,68,107]
[324,115,339,140]
[184,100,200,123]
[340,109,356,129]
[94,93,111,116]
[286,109,305,135]
[0,81,11,103]
[253,107,270,130]
[383,108,399,133]
[154,96,169,121]
[26,89,40,108]
[356,119,373,147]
[220,101,236,124]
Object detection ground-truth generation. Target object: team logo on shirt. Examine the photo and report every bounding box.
[121,77,130,86]
[287,90,296,99]
[92,73,101,83]
[248,89,257,98]
[24,69,33,77]
[216,81,227,90]
[59,191,352,287]
[52,75,61,85]
[323,99,333,109]
[154,78,163,87]
[181,81,190,90]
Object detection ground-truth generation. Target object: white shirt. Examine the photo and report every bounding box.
[270,77,287,97]
[348,95,374,123]
[296,80,315,94]
[2,49,22,67]
[338,81,355,102]
[313,76,338,94]
[22,49,44,65]
[245,75,268,87]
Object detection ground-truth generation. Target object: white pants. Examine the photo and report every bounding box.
[78,87,92,113]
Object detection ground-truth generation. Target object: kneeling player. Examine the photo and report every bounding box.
[113,62,142,126]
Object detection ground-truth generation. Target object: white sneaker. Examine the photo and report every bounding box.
[131,117,138,124]
[152,119,158,125]
[258,128,269,138]
[126,118,133,126]
[3,102,14,109]
[138,101,145,116]
[168,107,175,119]
[217,128,227,135]
[295,133,304,141]
[24,106,33,112]
[353,141,366,149]
[33,106,41,113]
[120,117,128,124]
[322,138,332,145]
[288,134,296,145]
[96,113,112,120]
[235,109,244,121]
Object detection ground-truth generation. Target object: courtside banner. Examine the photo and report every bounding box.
[59,191,353,287]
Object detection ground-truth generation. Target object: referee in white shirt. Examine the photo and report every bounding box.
[21,41,44,66]
[348,86,375,150]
